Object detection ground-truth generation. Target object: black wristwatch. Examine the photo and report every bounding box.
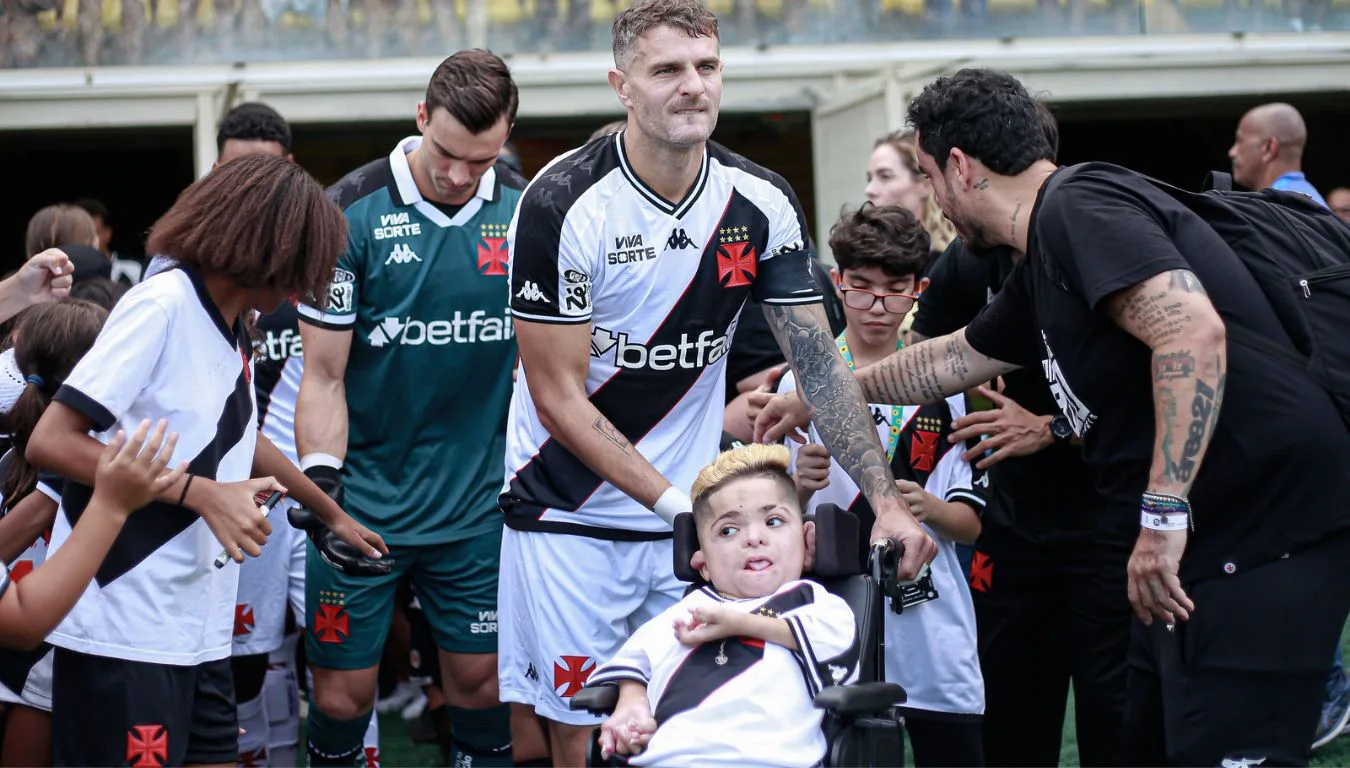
[1049,414,1073,442]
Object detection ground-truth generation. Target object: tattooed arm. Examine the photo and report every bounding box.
[856,329,1020,406]
[513,319,676,514]
[764,303,938,578]
[1103,268,1227,625]
[755,328,1018,444]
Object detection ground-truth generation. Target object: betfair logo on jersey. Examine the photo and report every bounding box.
[607,233,657,265]
[255,328,302,362]
[590,326,728,371]
[373,211,422,240]
[367,309,514,348]
[385,243,422,265]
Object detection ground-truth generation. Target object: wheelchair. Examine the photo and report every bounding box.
[569,503,910,767]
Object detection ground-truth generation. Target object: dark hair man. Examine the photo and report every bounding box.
[295,50,527,768]
[500,1,936,763]
[758,67,1350,767]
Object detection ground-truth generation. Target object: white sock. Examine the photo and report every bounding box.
[362,711,380,767]
[237,693,270,767]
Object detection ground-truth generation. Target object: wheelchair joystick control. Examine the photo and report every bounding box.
[870,537,939,614]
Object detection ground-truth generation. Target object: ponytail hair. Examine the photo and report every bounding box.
[3,300,108,506]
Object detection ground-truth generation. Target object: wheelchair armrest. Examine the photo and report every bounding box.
[814,681,907,714]
[570,684,620,715]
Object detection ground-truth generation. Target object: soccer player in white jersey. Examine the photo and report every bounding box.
[26,155,387,766]
[501,0,937,762]
[588,444,857,767]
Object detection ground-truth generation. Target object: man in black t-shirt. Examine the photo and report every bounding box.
[757,68,1350,766]
[914,238,1131,767]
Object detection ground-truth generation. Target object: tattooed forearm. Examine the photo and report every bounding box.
[1111,271,1228,499]
[765,304,901,504]
[1153,351,1196,381]
[593,415,633,454]
[857,330,1017,406]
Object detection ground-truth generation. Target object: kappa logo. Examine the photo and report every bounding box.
[553,655,596,698]
[373,211,422,240]
[385,243,422,265]
[516,281,547,303]
[126,724,168,768]
[717,226,757,288]
[525,663,540,682]
[828,664,849,684]
[478,222,509,276]
[666,228,696,250]
[233,603,255,637]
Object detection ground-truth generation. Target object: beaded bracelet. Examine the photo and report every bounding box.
[1141,491,1191,531]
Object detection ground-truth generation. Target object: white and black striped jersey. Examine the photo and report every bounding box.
[780,370,986,717]
[502,131,822,538]
[254,301,303,464]
[47,267,257,666]
[588,579,857,768]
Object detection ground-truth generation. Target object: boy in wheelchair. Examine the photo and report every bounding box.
[585,444,859,767]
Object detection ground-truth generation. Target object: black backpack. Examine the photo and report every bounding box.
[1051,163,1350,427]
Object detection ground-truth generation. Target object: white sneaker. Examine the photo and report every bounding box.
[375,681,422,715]
[400,691,429,721]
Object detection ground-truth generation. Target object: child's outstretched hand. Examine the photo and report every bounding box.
[599,693,657,759]
[93,419,186,516]
[673,604,740,646]
[896,479,937,522]
[794,443,831,494]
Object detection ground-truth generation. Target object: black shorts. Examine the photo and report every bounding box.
[52,647,237,767]
[1122,528,1350,767]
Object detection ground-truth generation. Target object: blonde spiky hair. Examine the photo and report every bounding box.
[690,443,799,527]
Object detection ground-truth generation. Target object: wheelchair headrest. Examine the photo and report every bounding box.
[672,503,864,582]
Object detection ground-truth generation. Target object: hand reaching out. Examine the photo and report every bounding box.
[92,419,187,516]
[895,479,936,522]
[794,443,831,495]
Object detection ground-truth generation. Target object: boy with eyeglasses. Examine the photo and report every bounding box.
[775,203,989,766]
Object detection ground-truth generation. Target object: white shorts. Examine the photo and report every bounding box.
[0,646,54,712]
[233,502,306,656]
[498,528,683,725]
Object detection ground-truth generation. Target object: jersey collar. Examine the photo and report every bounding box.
[389,136,497,228]
[615,130,710,220]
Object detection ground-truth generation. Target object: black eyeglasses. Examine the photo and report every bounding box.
[838,285,919,314]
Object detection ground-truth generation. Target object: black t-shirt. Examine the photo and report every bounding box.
[966,163,1350,582]
[913,240,1112,545]
[723,258,846,403]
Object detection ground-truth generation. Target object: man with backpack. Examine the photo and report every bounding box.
[755,68,1350,766]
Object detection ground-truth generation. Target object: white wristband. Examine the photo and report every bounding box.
[1141,510,1188,531]
[652,486,692,526]
[300,452,344,472]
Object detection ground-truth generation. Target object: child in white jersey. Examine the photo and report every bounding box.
[589,443,858,768]
[784,204,987,766]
